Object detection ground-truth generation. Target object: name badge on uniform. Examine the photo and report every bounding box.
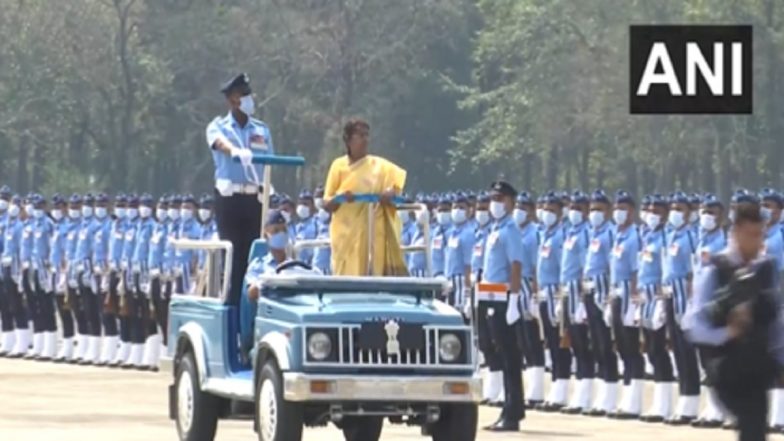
[540,242,552,259]
[564,236,577,251]
[473,243,483,257]
[433,235,443,249]
[68,232,75,241]
[642,243,655,263]
[488,231,500,247]
[80,231,87,240]
[152,234,160,245]
[114,232,122,240]
[35,231,42,239]
[448,236,460,249]
[125,231,134,241]
[700,247,711,264]
[249,134,268,150]
[590,238,601,253]
[668,242,680,257]
[612,243,624,258]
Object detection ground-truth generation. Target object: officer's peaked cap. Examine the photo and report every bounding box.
[181,194,197,205]
[542,191,562,206]
[476,192,490,203]
[265,209,287,227]
[516,191,533,205]
[669,191,689,205]
[570,190,588,204]
[69,194,82,204]
[0,185,10,198]
[453,192,468,204]
[127,193,140,205]
[200,194,214,206]
[83,193,95,204]
[701,193,723,208]
[689,193,702,205]
[590,189,609,204]
[221,73,251,96]
[114,194,128,205]
[489,181,517,198]
[614,190,634,206]
[731,189,758,205]
[52,194,65,205]
[298,189,313,200]
[95,193,109,204]
[140,193,154,205]
[649,193,668,207]
[169,194,183,205]
[760,188,783,206]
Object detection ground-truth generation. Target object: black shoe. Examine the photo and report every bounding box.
[525,399,543,409]
[691,418,723,428]
[480,399,490,406]
[582,408,606,417]
[483,419,519,432]
[7,352,24,359]
[561,406,584,415]
[639,414,664,423]
[613,412,640,420]
[120,363,135,370]
[36,355,52,362]
[722,421,737,430]
[538,402,564,413]
[78,359,93,366]
[665,415,695,426]
[136,365,151,372]
[23,353,38,360]
[490,401,504,408]
[67,358,81,364]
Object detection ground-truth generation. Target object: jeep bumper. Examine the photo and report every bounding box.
[282,372,482,403]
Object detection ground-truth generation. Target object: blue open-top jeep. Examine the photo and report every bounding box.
[162,154,481,441]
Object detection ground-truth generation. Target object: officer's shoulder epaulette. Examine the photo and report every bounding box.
[249,117,268,127]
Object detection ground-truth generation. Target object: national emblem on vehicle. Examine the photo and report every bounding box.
[384,320,400,356]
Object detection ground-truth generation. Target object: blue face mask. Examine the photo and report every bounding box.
[268,231,288,250]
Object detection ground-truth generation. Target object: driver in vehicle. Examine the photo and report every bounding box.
[239,209,289,354]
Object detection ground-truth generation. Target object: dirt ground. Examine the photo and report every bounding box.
[0,357,758,441]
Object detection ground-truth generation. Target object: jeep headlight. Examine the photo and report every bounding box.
[307,332,332,361]
[438,333,462,363]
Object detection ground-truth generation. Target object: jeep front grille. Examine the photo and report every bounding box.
[302,324,473,370]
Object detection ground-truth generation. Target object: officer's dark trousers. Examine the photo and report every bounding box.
[518,319,545,368]
[717,385,768,441]
[610,297,644,384]
[79,278,102,337]
[129,275,148,345]
[539,301,571,380]
[215,191,261,306]
[5,267,28,329]
[477,301,503,371]
[118,274,131,344]
[568,319,595,379]
[33,274,56,333]
[21,269,37,331]
[585,298,618,382]
[101,271,119,337]
[67,286,87,335]
[488,307,525,421]
[0,275,12,332]
[666,299,700,396]
[55,294,75,338]
[644,327,674,382]
[150,277,167,342]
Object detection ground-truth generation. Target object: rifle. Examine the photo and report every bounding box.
[558,286,571,349]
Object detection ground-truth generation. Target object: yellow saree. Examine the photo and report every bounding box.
[324,154,408,276]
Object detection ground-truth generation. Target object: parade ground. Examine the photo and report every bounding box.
[0,358,756,441]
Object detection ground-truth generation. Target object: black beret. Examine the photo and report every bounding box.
[489,181,517,198]
[220,73,252,95]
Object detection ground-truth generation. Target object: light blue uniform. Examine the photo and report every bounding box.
[295,216,318,265]
[49,217,69,278]
[313,217,332,274]
[537,223,565,323]
[176,217,201,292]
[19,218,34,271]
[483,215,524,284]
[240,253,285,351]
[132,217,156,293]
[444,222,474,307]
[92,216,113,276]
[64,217,81,288]
[664,226,695,320]
[2,216,22,284]
[471,223,490,279]
[407,224,428,277]
[149,220,169,275]
[610,225,640,320]
[561,221,590,320]
[763,225,784,271]
[32,215,54,289]
[75,215,97,274]
[638,227,667,325]
[584,221,614,304]
[431,223,448,277]
[108,217,127,272]
[122,216,140,288]
[163,218,181,278]
[696,227,727,271]
[205,113,274,185]
[517,222,539,316]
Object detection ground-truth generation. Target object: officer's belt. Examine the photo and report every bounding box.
[475,282,508,303]
[216,181,262,195]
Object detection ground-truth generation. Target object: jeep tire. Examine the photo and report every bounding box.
[256,360,303,441]
[341,416,384,441]
[431,403,478,441]
[174,352,219,441]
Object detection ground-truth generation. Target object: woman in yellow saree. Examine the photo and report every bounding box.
[323,118,408,276]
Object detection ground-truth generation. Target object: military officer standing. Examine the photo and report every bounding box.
[312,189,332,275]
[119,194,141,367]
[132,194,158,370]
[583,190,620,416]
[482,181,525,432]
[294,190,318,265]
[149,195,170,350]
[90,193,114,365]
[406,195,430,277]
[560,191,594,414]
[432,196,452,279]
[12,195,34,358]
[206,72,275,306]
[105,195,128,366]
[444,193,474,310]
[0,196,24,356]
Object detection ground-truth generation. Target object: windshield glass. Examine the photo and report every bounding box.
[262,288,436,300]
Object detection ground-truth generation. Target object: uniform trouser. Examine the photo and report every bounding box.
[717,385,768,441]
[448,275,466,308]
[477,301,504,371]
[215,191,261,307]
[101,272,119,336]
[67,286,88,335]
[610,297,644,384]
[129,274,152,345]
[517,319,545,369]
[118,273,131,344]
[585,298,619,382]
[21,268,37,331]
[32,273,56,332]
[0,275,11,332]
[5,267,28,329]
[568,321,595,379]
[488,305,525,421]
[79,276,102,337]
[55,292,75,338]
[539,301,571,380]
[666,298,700,396]
[644,326,674,382]
[149,277,166,338]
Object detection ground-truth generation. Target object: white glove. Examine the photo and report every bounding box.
[233,148,253,166]
[462,302,472,320]
[506,293,522,325]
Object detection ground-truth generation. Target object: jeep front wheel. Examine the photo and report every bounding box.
[175,352,219,441]
[431,403,478,441]
[342,416,384,441]
[256,360,303,441]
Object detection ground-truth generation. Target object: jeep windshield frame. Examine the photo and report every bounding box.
[257,275,445,301]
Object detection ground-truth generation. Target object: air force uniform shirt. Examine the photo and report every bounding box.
[206,113,274,191]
